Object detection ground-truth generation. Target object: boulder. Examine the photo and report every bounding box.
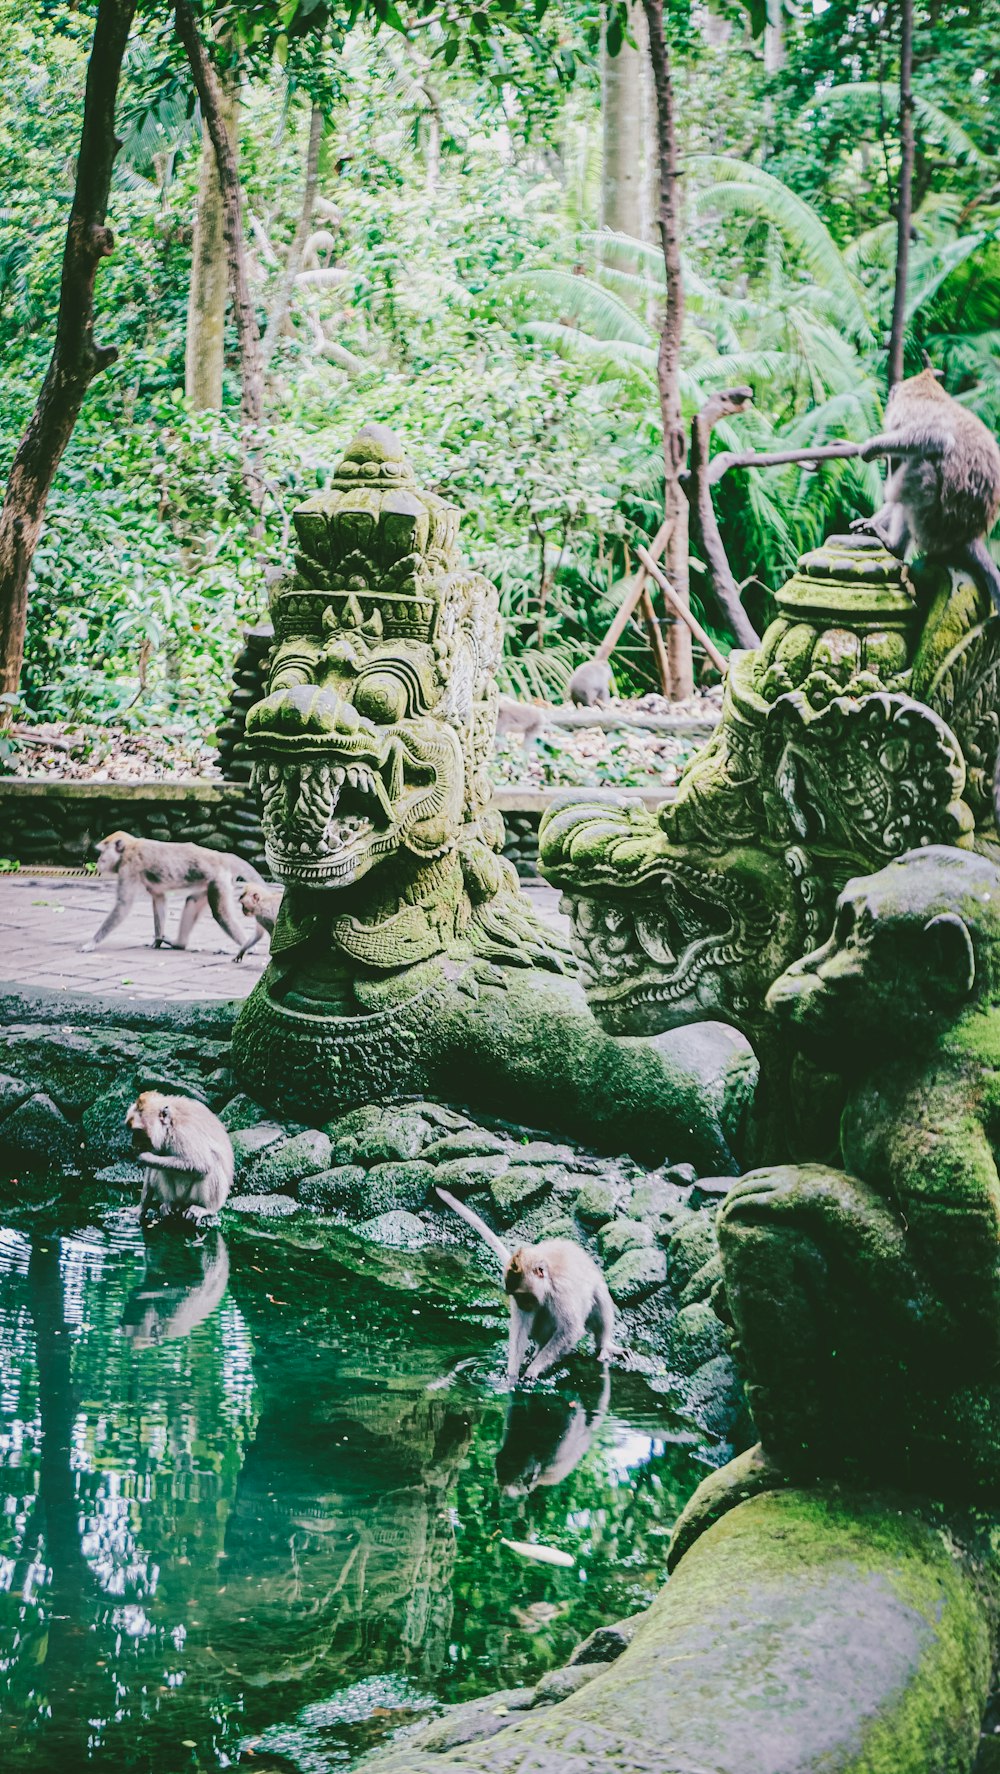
[0,1092,79,1168]
[598,1217,653,1263]
[326,1104,431,1165]
[606,1244,667,1306]
[490,1166,551,1225]
[572,1178,621,1228]
[421,1129,508,1163]
[356,1210,429,1250]
[219,1093,273,1133]
[244,1128,332,1194]
[298,1165,369,1215]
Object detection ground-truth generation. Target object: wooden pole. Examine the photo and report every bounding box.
[640,585,672,694]
[595,518,671,663]
[637,546,729,675]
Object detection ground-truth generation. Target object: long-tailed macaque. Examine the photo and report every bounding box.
[568,657,614,708]
[496,695,547,747]
[83,832,262,953]
[125,1091,234,1223]
[856,368,1000,608]
[235,883,283,962]
[435,1186,615,1382]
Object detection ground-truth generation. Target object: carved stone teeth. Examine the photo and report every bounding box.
[333,766,345,784]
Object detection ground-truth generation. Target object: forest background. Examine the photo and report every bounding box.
[1,0,998,739]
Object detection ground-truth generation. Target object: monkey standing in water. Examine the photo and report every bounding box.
[435,1186,615,1382]
[83,832,261,953]
[856,368,1000,608]
[125,1091,234,1224]
[235,883,283,961]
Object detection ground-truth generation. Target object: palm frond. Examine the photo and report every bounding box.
[801,83,989,166]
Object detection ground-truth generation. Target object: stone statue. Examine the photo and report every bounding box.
[231,425,746,1171]
[719,843,1000,1499]
[540,534,1000,1155]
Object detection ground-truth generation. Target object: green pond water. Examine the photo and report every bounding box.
[0,1196,716,1773]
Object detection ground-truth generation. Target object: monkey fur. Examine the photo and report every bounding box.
[856,368,1000,610]
[83,832,262,954]
[435,1186,615,1382]
[125,1091,234,1224]
[235,883,283,962]
[496,694,547,747]
[568,657,614,708]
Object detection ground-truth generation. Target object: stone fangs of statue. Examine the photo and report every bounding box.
[231,426,749,1171]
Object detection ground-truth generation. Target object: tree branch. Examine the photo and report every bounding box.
[0,0,137,700]
[262,103,324,370]
[686,386,761,649]
[706,441,864,485]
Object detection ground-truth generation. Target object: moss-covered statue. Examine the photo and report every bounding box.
[540,534,1000,1136]
[231,426,744,1170]
[719,843,1000,1500]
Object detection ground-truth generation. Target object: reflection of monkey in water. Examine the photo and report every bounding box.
[236,883,283,961]
[122,1229,230,1348]
[435,1187,615,1383]
[855,368,1000,609]
[125,1091,234,1224]
[495,1370,611,1496]
[83,832,261,953]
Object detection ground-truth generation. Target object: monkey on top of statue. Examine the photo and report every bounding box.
[855,367,1000,609]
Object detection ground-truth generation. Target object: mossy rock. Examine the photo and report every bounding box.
[0,1075,32,1118]
[533,1665,600,1704]
[421,1129,509,1163]
[297,1164,369,1215]
[0,1092,80,1168]
[231,1122,287,1182]
[628,1178,691,1223]
[226,1193,304,1220]
[573,1177,621,1228]
[326,1104,431,1165]
[490,1166,551,1226]
[433,1152,511,1191]
[599,1217,653,1262]
[664,1299,729,1373]
[356,1209,429,1250]
[361,1161,437,1216]
[606,1244,667,1306]
[664,1212,719,1294]
[510,1140,577,1165]
[219,1093,273,1133]
[81,1077,139,1163]
[244,1128,332,1195]
[678,1251,724,1310]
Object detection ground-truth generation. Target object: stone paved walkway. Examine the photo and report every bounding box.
[0,871,567,1004]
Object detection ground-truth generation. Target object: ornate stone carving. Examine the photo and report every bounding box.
[541,534,996,1084]
[231,426,747,1171]
[718,845,1000,1499]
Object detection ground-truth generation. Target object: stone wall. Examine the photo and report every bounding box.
[0,781,645,879]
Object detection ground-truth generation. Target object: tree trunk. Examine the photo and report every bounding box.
[262,103,324,370]
[175,0,263,435]
[887,0,914,389]
[0,0,136,701]
[642,0,692,699]
[687,387,762,649]
[600,4,650,243]
[185,80,237,409]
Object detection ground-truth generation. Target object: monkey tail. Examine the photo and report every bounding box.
[957,538,1000,616]
[434,1186,511,1268]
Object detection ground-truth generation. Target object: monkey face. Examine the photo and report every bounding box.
[766,847,994,1068]
[505,1249,549,1309]
[95,832,128,876]
[125,1091,171,1153]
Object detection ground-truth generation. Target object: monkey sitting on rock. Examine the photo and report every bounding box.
[125,1091,234,1224]
[855,367,1000,609]
[436,1186,615,1383]
[83,832,262,954]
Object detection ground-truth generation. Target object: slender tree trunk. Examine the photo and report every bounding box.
[642,0,692,699]
[687,387,762,649]
[0,0,136,700]
[174,0,263,436]
[887,0,914,389]
[185,81,237,409]
[262,103,323,370]
[600,4,650,244]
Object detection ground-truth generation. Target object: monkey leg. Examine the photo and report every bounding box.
[172,890,208,950]
[521,1325,585,1383]
[207,877,256,950]
[719,1164,931,1481]
[851,501,910,556]
[587,1285,616,1363]
[80,881,138,951]
[151,892,171,948]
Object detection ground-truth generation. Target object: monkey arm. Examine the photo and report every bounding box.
[507,1306,534,1383]
[860,430,950,462]
[136,1152,205,1177]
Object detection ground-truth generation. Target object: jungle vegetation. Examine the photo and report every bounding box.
[0,0,998,731]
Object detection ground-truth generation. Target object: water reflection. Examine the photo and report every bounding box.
[0,1213,715,1772]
